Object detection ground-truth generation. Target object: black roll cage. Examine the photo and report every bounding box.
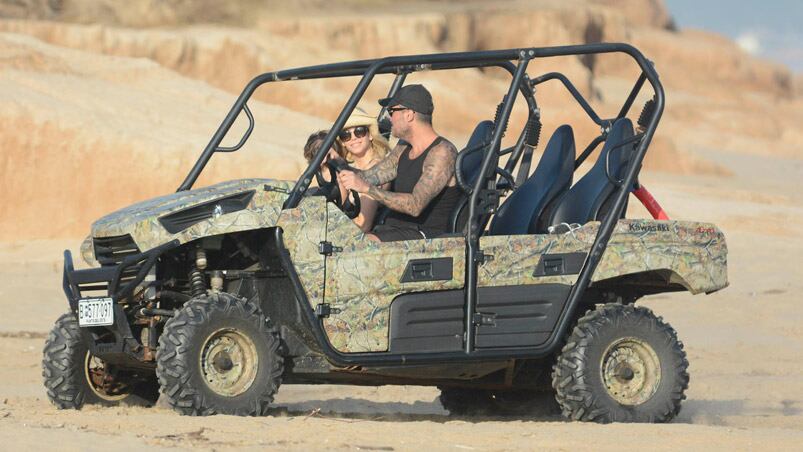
[175,43,664,363]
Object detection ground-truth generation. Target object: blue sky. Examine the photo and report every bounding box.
[665,0,803,72]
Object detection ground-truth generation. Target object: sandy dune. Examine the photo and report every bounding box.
[1,0,802,450]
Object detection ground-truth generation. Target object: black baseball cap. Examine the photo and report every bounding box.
[378,84,434,115]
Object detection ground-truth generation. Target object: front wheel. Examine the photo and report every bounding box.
[552,304,689,423]
[156,293,284,416]
[42,313,159,409]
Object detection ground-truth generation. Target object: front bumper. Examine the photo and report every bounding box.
[62,240,178,367]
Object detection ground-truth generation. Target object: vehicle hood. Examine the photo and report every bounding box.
[90,178,294,251]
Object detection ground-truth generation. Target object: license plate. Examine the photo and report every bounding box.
[78,298,114,327]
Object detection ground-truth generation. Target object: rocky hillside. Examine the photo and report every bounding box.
[1,0,801,239]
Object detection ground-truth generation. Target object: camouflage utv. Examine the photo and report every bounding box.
[44,44,728,423]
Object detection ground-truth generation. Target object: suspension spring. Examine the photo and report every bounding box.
[189,265,206,298]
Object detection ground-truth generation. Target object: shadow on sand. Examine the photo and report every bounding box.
[268,392,564,423]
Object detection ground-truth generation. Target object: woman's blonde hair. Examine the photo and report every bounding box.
[338,107,390,164]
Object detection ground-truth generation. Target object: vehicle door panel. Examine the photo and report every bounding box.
[324,204,465,353]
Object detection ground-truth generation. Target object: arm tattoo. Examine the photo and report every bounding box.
[367,142,457,217]
[358,143,404,186]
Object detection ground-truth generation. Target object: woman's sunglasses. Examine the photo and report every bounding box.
[338,125,369,142]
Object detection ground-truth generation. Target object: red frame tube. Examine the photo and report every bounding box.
[633,185,669,220]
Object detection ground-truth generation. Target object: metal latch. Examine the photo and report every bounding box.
[473,312,496,327]
[318,241,343,256]
[474,251,494,264]
[315,303,341,318]
[410,262,433,280]
[543,257,564,275]
[264,184,289,194]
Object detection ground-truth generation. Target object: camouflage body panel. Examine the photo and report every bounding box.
[91,179,293,251]
[591,220,728,294]
[282,208,726,354]
[322,205,465,353]
[278,198,465,353]
[479,219,728,294]
[276,196,329,307]
[478,229,588,287]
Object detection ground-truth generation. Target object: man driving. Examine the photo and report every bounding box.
[338,84,461,242]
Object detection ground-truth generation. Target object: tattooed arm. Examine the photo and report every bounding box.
[358,143,405,186]
[365,142,456,217]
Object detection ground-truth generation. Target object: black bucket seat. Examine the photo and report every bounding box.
[488,124,576,235]
[447,120,495,233]
[547,118,636,227]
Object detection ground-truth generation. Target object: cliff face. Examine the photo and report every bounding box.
[1,0,801,239]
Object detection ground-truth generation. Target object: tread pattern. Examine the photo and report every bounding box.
[156,293,284,416]
[42,313,88,409]
[551,304,689,423]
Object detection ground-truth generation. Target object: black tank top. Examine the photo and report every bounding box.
[384,137,461,236]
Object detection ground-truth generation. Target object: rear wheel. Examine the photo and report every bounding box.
[42,313,159,409]
[552,304,689,423]
[156,293,284,416]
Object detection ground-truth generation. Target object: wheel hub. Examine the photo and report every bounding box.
[84,352,131,401]
[213,351,234,372]
[201,329,258,397]
[601,337,661,406]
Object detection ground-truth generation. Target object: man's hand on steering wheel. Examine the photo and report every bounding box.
[337,169,371,195]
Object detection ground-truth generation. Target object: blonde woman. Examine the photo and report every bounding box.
[336,107,391,232]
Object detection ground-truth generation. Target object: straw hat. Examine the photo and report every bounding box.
[341,106,380,138]
[338,106,390,162]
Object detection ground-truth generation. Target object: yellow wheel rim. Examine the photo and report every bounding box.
[200,328,259,397]
[600,337,661,406]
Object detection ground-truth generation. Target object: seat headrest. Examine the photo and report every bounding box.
[456,120,495,191]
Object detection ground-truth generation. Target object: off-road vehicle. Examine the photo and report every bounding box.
[44,43,728,423]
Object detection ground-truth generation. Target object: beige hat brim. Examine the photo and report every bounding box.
[340,107,380,139]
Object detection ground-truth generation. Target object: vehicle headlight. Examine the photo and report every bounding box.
[80,234,99,267]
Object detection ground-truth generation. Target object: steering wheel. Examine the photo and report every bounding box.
[319,158,361,219]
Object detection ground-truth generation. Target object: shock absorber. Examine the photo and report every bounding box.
[189,247,207,298]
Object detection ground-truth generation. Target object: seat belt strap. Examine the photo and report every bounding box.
[515,144,534,187]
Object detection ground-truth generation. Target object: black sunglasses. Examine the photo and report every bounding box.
[338,125,369,142]
[386,107,409,115]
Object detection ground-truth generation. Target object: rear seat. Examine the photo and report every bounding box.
[547,117,636,227]
[488,125,576,235]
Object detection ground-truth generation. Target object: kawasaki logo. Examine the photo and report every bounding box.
[628,223,670,232]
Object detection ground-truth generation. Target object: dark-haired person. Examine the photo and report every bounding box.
[338,84,460,242]
[303,129,344,167]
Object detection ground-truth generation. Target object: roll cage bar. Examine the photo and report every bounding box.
[176,43,664,362]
